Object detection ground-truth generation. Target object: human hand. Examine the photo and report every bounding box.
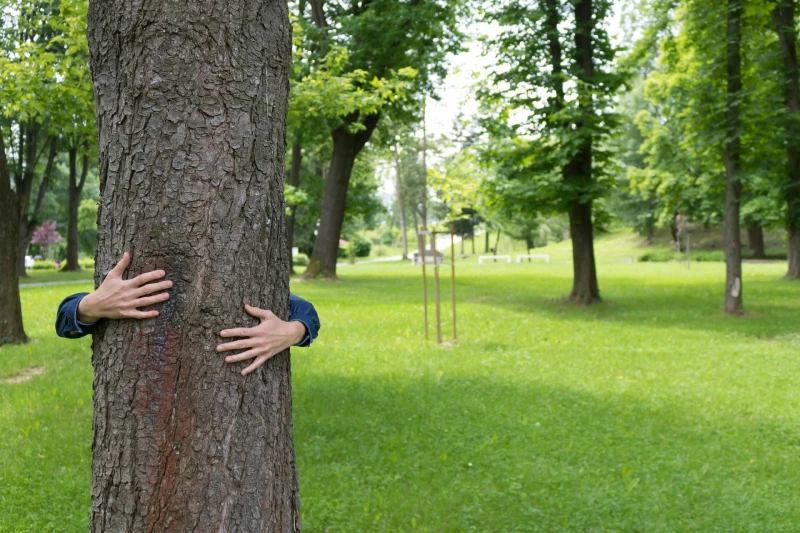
[77,252,172,323]
[217,304,306,376]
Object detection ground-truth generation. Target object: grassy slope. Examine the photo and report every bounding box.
[2,249,800,531]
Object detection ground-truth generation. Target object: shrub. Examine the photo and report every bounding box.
[338,235,372,259]
[79,258,95,270]
[293,254,309,267]
[31,260,58,270]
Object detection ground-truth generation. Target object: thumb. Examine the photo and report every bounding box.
[109,252,130,278]
[244,304,274,321]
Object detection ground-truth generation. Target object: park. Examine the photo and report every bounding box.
[3,0,800,531]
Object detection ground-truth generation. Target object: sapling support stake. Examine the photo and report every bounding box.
[450,224,457,342]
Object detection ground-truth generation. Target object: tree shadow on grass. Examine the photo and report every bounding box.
[294,374,800,533]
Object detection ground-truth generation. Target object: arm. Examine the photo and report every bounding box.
[216,293,322,376]
[55,292,95,338]
[288,293,321,347]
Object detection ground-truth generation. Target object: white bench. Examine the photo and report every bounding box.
[478,255,511,264]
[516,254,550,263]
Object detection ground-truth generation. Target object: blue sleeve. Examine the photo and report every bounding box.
[56,293,100,339]
[288,293,320,348]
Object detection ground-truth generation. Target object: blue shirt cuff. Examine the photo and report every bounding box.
[289,318,312,348]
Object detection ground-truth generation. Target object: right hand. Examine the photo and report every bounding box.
[77,252,172,323]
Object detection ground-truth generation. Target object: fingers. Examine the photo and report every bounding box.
[219,327,256,338]
[241,355,270,376]
[131,269,167,287]
[223,348,260,363]
[133,293,170,308]
[109,252,131,278]
[136,279,173,297]
[245,304,274,321]
[216,338,258,353]
[125,309,160,319]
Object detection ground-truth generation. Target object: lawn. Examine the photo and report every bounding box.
[2,255,800,531]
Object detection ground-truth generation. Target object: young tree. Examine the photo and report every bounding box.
[723,0,744,314]
[86,0,298,529]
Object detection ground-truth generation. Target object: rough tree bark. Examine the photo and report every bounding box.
[746,226,765,259]
[394,142,408,260]
[773,0,800,279]
[287,140,302,272]
[86,0,298,530]
[303,113,379,279]
[63,147,89,271]
[724,0,744,314]
[0,126,27,345]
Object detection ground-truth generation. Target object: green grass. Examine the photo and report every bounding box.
[18,269,94,285]
[3,254,800,531]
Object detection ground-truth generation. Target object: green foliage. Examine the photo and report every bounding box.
[477,0,626,225]
[293,253,309,267]
[338,234,371,259]
[30,259,58,270]
[639,248,788,262]
[623,0,785,231]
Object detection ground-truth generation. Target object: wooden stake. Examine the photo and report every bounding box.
[450,224,457,342]
[431,229,442,344]
[419,227,429,340]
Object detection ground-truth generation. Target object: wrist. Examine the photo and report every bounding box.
[287,320,307,345]
[77,293,102,324]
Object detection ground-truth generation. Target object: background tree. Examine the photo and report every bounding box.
[480,0,624,303]
[51,0,95,271]
[0,0,64,278]
[300,0,465,279]
[86,0,298,529]
[772,0,800,278]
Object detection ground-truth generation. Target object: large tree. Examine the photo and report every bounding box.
[300,0,464,279]
[0,123,26,344]
[86,0,299,529]
[773,0,800,278]
[480,0,623,304]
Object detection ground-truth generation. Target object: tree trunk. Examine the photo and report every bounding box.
[788,228,800,277]
[747,226,766,259]
[303,113,379,279]
[16,134,57,276]
[0,127,27,345]
[724,0,744,314]
[773,0,800,279]
[565,0,600,304]
[86,1,298,530]
[287,140,302,273]
[63,148,89,271]
[394,142,408,260]
[484,230,489,253]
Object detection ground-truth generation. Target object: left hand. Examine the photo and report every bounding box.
[217,304,307,376]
